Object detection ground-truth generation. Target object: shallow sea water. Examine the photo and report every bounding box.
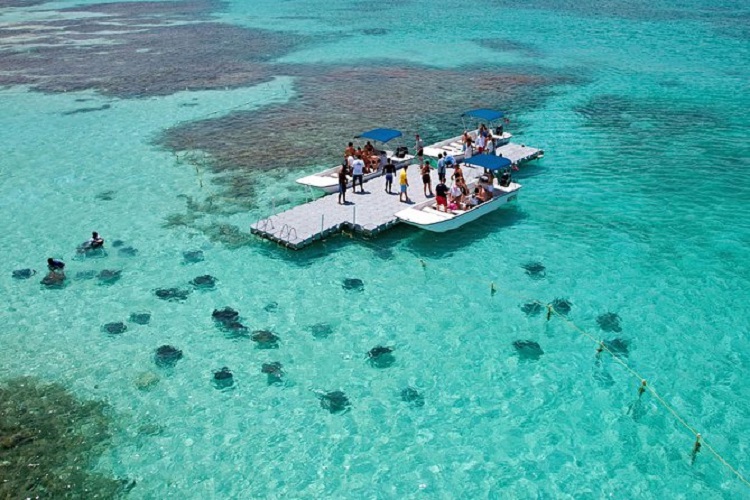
[1,0,749,497]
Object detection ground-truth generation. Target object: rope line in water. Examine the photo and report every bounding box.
[413,257,749,488]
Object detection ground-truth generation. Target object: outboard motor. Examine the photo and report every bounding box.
[499,170,512,187]
[395,146,409,158]
[495,125,504,136]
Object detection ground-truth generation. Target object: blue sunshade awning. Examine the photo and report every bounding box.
[463,154,512,170]
[462,109,504,121]
[355,128,403,143]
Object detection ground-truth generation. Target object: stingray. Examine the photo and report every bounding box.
[522,261,546,279]
[118,246,138,257]
[40,272,66,289]
[74,270,98,280]
[12,269,36,280]
[190,275,217,289]
[222,321,250,339]
[212,367,234,390]
[182,250,204,264]
[319,390,351,414]
[111,240,125,248]
[102,322,127,335]
[212,307,239,324]
[342,278,364,292]
[263,301,278,313]
[251,330,279,349]
[603,338,630,357]
[597,312,622,333]
[95,190,115,201]
[261,362,284,385]
[129,312,151,325]
[368,346,395,368]
[154,288,191,301]
[520,302,543,316]
[551,298,572,316]
[513,340,544,361]
[97,269,122,285]
[400,387,425,407]
[154,345,183,368]
[309,322,333,339]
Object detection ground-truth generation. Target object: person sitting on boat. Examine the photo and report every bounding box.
[449,182,463,208]
[344,142,355,159]
[355,146,365,159]
[435,179,449,212]
[467,188,483,208]
[479,175,494,202]
[444,153,456,167]
[364,141,375,155]
[479,124,490,139]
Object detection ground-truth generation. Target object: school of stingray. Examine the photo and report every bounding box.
[12,248,632,414]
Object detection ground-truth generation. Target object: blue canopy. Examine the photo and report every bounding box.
[463,154,512,171]
[462,109,504,122]
[355,128,403,144]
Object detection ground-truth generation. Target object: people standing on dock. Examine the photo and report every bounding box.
[421,160,433,197]
[399,165,409,203]
[383,160,396,194]
[436,153,447,184]
[415,134,424,163]
[351,156,365,193]
[338,163,349,204]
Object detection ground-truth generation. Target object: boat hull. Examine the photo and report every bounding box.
[395,183,521,232]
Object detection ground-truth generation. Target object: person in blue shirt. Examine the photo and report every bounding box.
[436,153,447,183]
[47,258,65,271]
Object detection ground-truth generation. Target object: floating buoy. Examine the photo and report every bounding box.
[638,379,647,398]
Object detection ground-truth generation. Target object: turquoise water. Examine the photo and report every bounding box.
[1,0,749,497]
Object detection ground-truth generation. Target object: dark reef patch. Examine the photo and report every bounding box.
[400,387,425,407]
[513,340,544,361]
[102,322,127,335]
[319,390,350,414]
[129,312,151,325]
[12,268,36,280]
[476,38,543,58]
[0,377,123,498]
[154,287,191,301]
[597,312,622,333]
[154,345,183,368]
[0,1,307,97]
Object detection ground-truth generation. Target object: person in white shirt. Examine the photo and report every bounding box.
[351,158,365,193]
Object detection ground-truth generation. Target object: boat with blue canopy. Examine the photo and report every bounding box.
[296,128,414,194]
[422,108,513,162]
[395,153,521,232]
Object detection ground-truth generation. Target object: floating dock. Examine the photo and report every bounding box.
[251,143,542,249]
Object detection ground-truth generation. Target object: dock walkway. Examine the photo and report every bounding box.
[251,143,542,249]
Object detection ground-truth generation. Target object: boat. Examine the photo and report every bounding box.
[296,128,415,194]
[395,155,521,232]
[422,109,513,162]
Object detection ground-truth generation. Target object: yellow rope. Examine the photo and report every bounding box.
[414,256,750,488]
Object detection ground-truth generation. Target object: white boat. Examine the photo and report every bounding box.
[296,128,414,194]
[422,109,512,162]
[395,155,521,232]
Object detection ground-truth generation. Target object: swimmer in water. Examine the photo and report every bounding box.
[47,258,65,272]
[88,231,104,249]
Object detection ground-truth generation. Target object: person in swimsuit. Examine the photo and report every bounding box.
[88,231,104,249]
[383,160,396,194]
[435,180,448,212]
[451,164,468,195]
[344,142,355,160]
[415,134,424,163]
[399,165,409,203]
[47,258,65,271]
[420,161,433,197]
[337,163,348,204]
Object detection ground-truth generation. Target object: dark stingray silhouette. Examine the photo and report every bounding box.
[342,278,364,292]
[400,387,425,407]
[309,322,333,339]
[12,269,36,280]
[154,345,183,368]
[520,302,543,316]
[182,250,204,264]
[319,391,350,414]
[102,322,127,335]
[190,275,217,289]
[212,367,234,390]
[597,312,622,333]
[98,269,122,285]
[129,313,151,325]
[603,338,630,357]
[551,298,572,316]
[513,340,544,361]
[521,261,546,279]
[154,288,191,301]
[367,346,395,368]
[251,330,279,349]
[261,362,284,385]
